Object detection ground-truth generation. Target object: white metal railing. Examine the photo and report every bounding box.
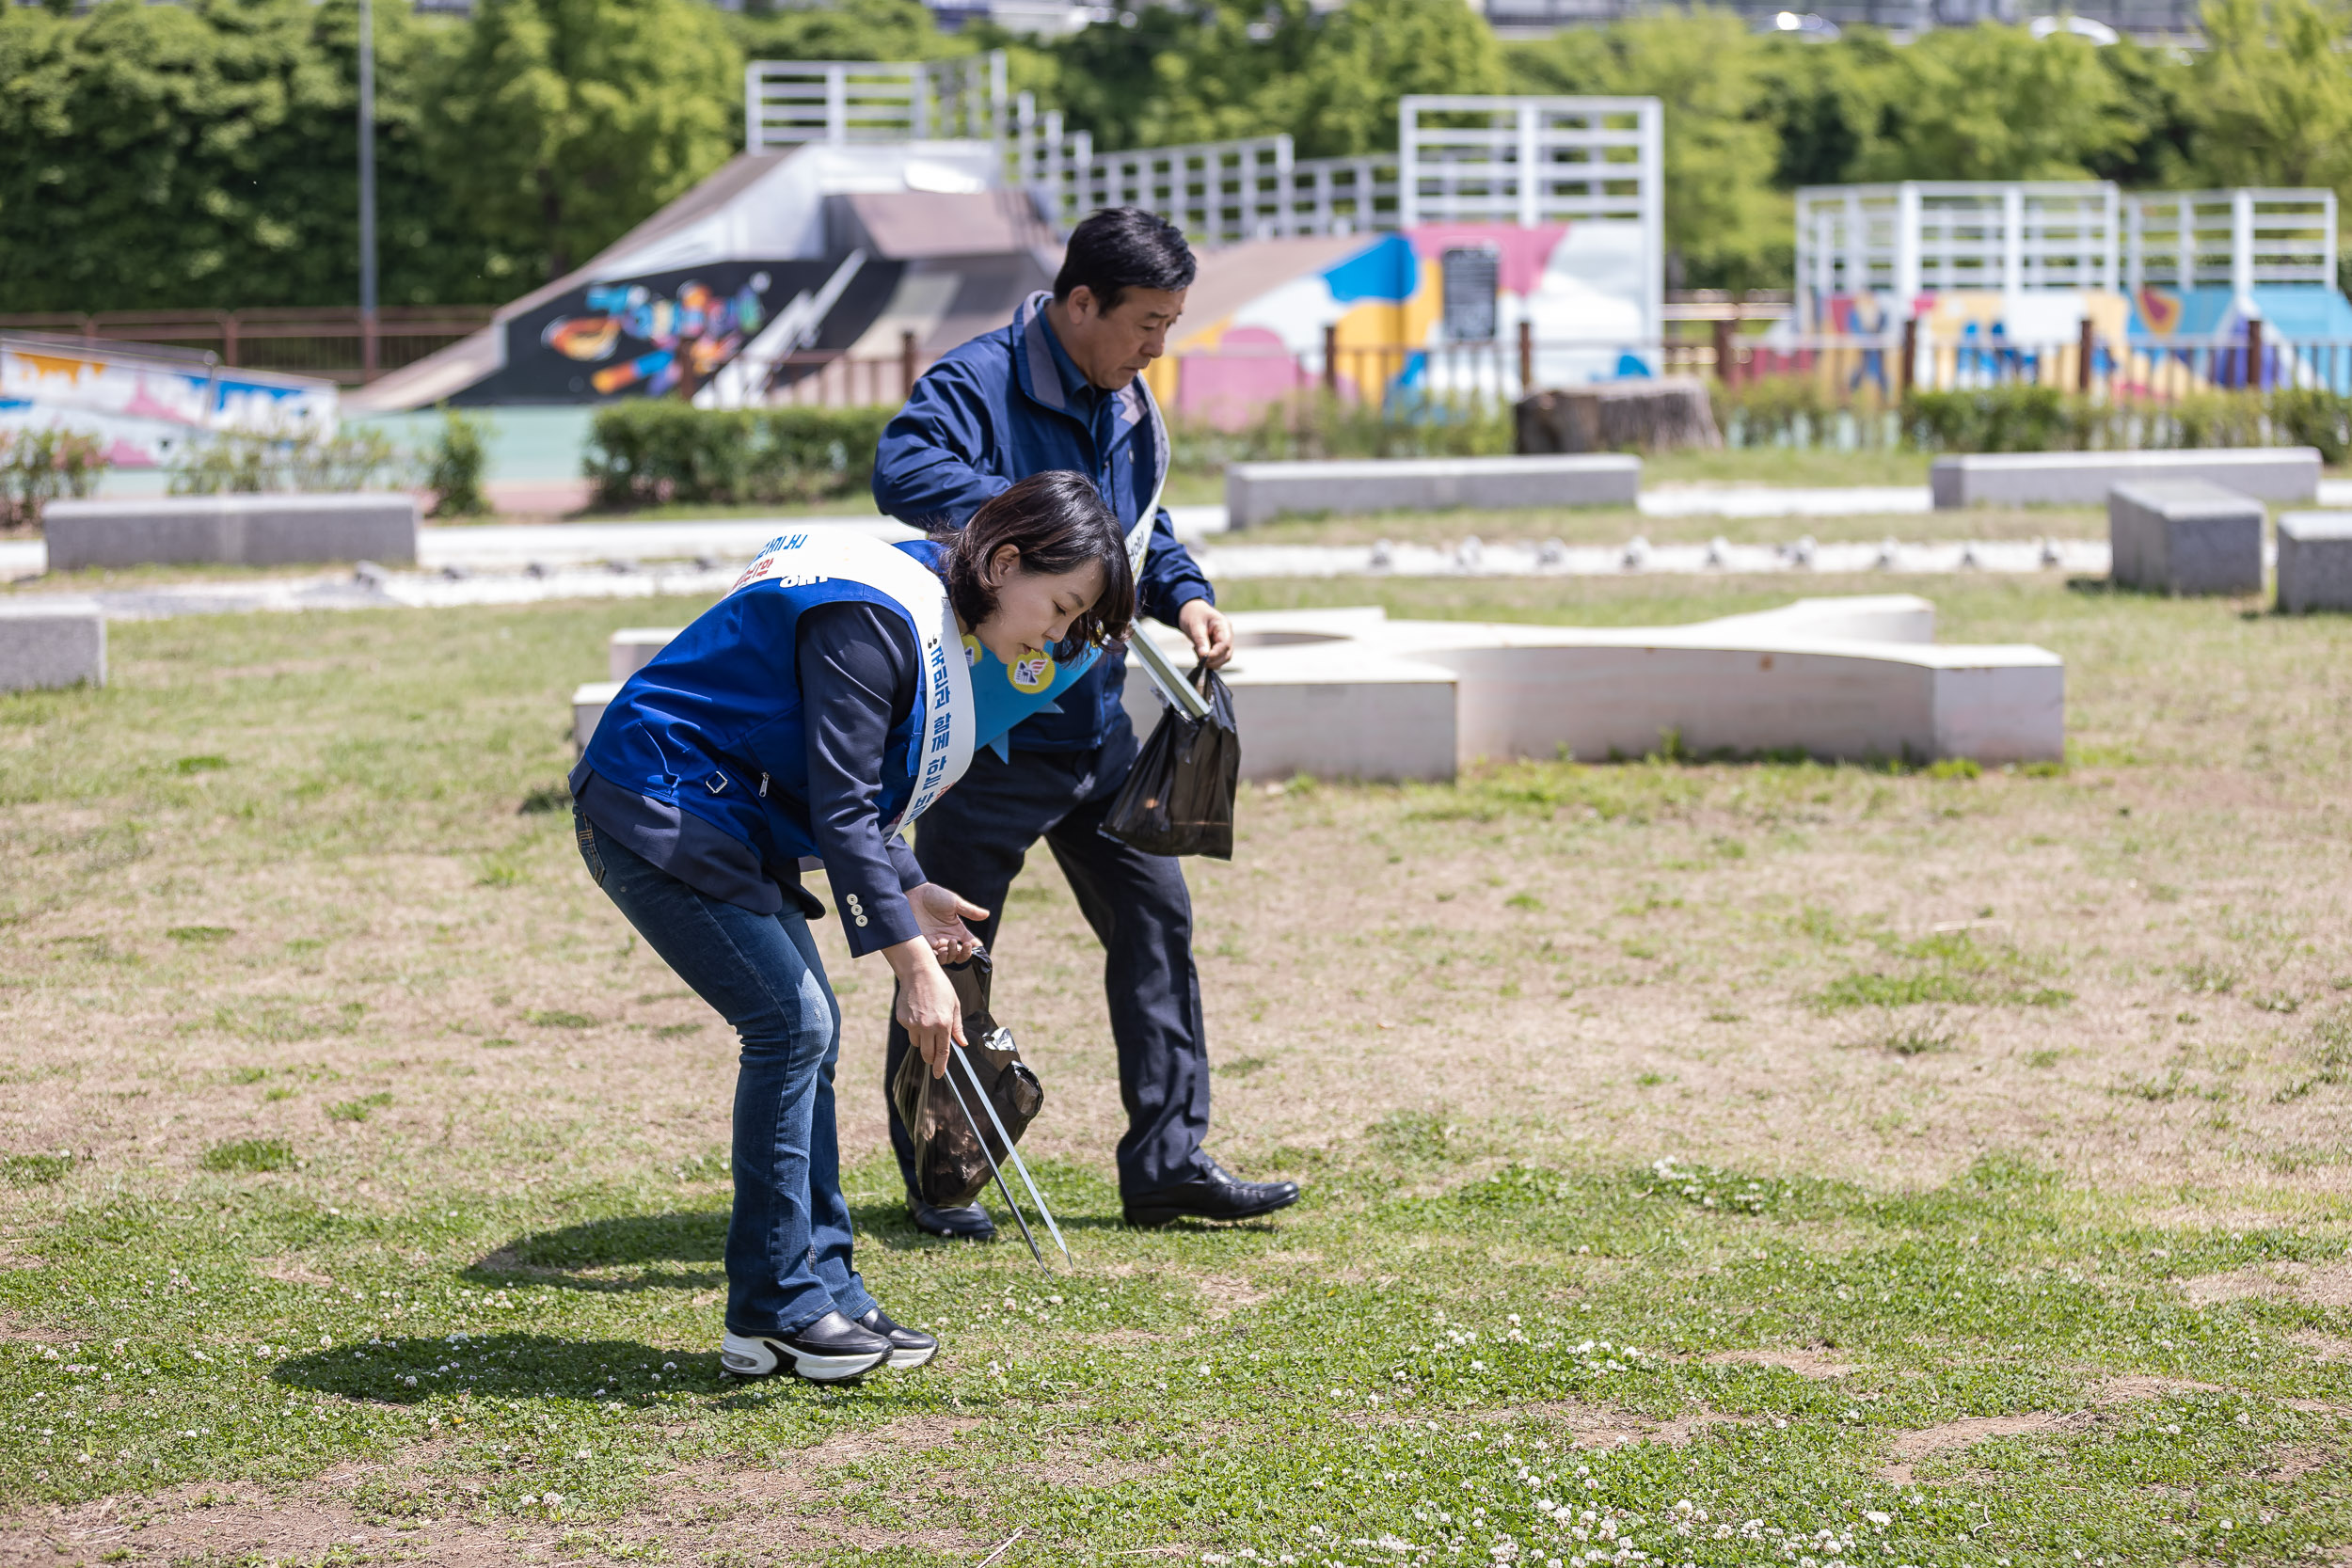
[1794,182,2124,316]
[2126,189,2339,295]
[745,54,1009,150]
[1795,182,2342,325]
[1399,96,1661,230]
[1011,110,1401,243]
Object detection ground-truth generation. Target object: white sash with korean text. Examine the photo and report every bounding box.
[727,530,975,833]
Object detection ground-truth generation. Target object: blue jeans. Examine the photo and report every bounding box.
[575,812,875,1337]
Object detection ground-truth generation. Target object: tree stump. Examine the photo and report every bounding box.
[1517,376,1723,454]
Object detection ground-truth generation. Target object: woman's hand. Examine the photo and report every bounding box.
[885,937,966,1076]
[908,881,989,963]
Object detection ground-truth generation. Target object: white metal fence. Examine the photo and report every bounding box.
[1011,114,1401,242]
[1794,182,2125,307]
[744,54,1009,150]
[2126,189,2340,295]
[1795,182,2343,324]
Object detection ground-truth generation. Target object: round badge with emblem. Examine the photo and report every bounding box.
[1008,650,1055,693]
[961,632,982,668]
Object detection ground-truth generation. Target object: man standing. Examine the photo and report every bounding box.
[871,207,1301,1235]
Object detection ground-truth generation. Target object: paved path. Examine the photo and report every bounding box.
[15,537,2128,622]
[8,481,2344,618]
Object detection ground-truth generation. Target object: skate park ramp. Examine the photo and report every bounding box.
[347,143,1057,413]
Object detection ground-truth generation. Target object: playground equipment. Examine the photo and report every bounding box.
[1785,182,2351,393]
[355,55,1666,417]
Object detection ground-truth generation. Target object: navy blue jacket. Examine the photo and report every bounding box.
[576,538,947,954]
[872,290,1213,752]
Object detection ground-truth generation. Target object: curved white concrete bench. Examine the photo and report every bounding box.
[1120,596,2060,780]
[577,594,2065,776]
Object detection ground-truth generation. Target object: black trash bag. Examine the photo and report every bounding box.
[890,950,1044,1209]
[1102,662,1239,860]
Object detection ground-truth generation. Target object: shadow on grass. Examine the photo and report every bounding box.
[266,1333,914,1411]
[466,1211,729,1292]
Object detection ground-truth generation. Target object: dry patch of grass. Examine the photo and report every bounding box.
[1878,1412,2084,1484]
[1703,1348,1859,1379]
[2180,1262,2352,1308]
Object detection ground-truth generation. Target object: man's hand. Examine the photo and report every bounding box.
[908,881,988,963]
[1176,599,1233,671]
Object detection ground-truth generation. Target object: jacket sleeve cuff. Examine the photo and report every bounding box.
[1148,580,1213,625]
[838,886,919,958]
[887,832,927,892]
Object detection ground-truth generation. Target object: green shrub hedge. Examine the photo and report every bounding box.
[1708,379,2352,463]
[1902,386,2352,463]
[582,404,895,509]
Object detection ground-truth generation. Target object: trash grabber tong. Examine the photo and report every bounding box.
[935,1055,1050,1272]
[952,1037,1073,1268]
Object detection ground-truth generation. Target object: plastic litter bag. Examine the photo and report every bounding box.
[890,950,1044,1209]
[1103,663,1239,860]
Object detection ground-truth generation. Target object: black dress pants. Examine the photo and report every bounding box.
[884,732,1214,1199]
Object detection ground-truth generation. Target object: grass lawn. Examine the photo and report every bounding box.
[3,578,2350,1566]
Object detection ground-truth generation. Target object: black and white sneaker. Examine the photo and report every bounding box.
[720,1311,890,1383]
[855,1306,939,1370]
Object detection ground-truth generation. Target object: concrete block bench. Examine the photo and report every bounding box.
[44,493,419,570]
[1931,448,2319,509]
[1117,597,2061,780]
[1225,454,1641,529]
[0,596,105,692]
[609,627,683,681]
[2278,512,2352,613]
[2108,481,2265,596]
[572,681,621,752]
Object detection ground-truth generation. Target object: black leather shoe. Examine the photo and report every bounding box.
[856,1306,939,1370]
[1122,1157,1301,1228]
[908,1196,996,1240]
[719,1311,890,1383]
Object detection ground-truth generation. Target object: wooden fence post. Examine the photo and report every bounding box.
[1323,323,1340,399]
[900,330,919,403]
[2076,315,2095,394]
[1899,317,1917,397]
[1518,318,1534,397]
[1711,317,1735,388]
[2243,317,2264,391]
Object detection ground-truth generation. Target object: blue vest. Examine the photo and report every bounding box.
[581,532,1098,869]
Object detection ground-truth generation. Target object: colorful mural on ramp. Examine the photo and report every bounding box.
[1145,223,1658,429]
[0,338,336,469]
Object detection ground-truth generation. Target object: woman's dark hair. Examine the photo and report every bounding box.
[936,471,1135,657]
[1053,207,1197,310]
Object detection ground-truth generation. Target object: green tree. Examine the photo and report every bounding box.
[2184,0,2352,195]
[1284,0,1507,157]
[1509,12,1787,291]
[2085,35,2196,187]
[1751,28,1902,190]
[0,0,510,313]
[428,0,740,283]
[727,0,966,66]
[1859,23,2138,182]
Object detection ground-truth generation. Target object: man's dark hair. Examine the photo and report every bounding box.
[937,471,1135,657]
[1052,207,1196,310]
